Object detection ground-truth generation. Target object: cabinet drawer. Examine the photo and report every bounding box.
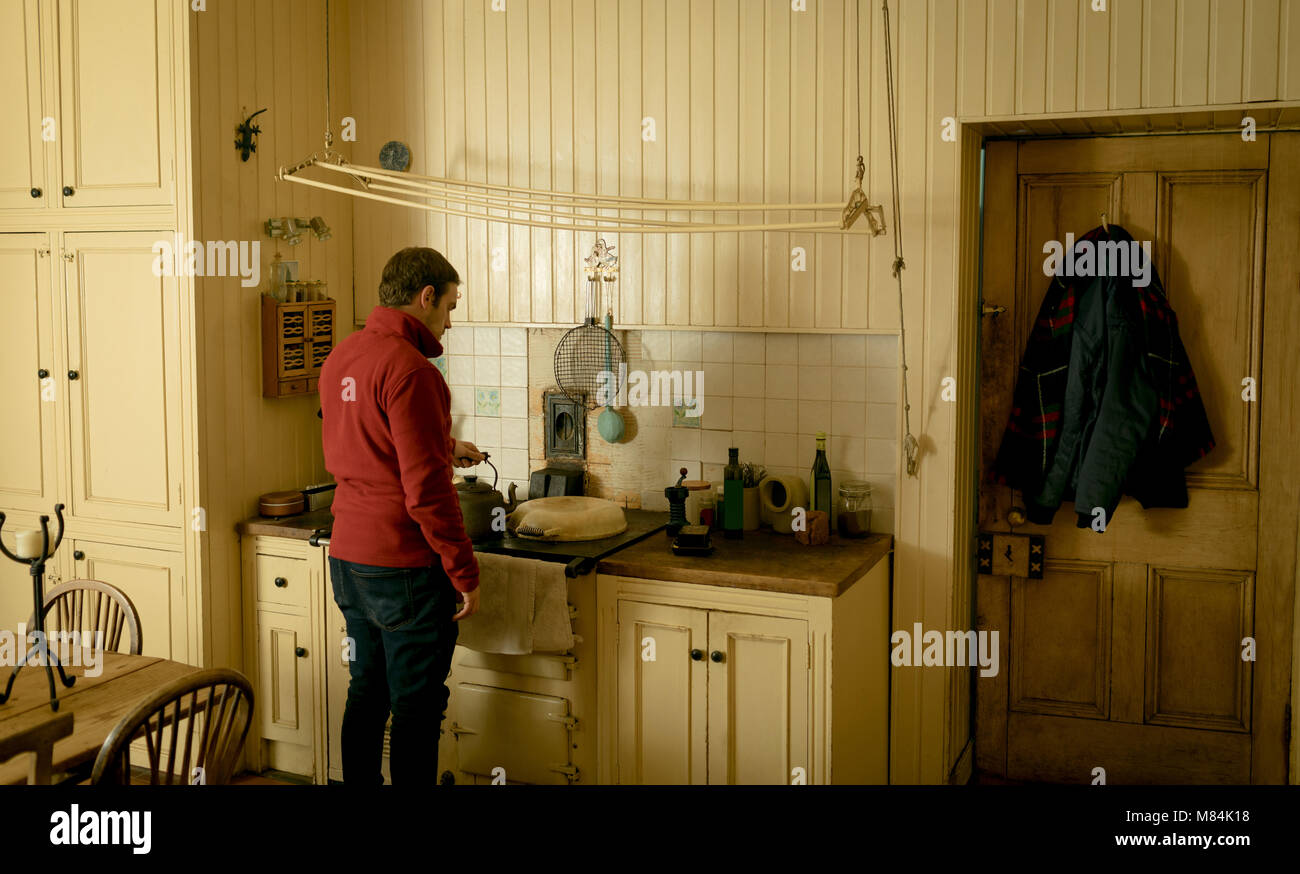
[255,553,311,609]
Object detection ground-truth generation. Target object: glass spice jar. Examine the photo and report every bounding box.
[836,481,873,538]
[698,490,716,529]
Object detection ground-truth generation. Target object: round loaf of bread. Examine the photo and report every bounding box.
[507,496,628,541]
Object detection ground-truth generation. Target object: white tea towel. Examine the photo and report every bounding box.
[457,553,535,654]
[530,561,576,653]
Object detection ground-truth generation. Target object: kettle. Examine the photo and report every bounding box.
[455,454,518,541]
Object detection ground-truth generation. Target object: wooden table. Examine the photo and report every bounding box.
[0,652,201,784]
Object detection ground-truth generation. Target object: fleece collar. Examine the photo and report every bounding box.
[364,306,443,359]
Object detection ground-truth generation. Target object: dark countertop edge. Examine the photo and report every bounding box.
[239,509,335,541]
[595,534,894,599]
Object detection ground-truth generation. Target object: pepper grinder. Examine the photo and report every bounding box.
[664,467,689,536]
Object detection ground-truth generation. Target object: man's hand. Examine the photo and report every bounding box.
[452,439,486,469]
[452,587,479,620]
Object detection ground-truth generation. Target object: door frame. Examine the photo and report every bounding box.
[954,113,1300,784]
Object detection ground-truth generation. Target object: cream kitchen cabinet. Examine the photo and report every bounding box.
[1,0,177,211]
[597,558,890,785]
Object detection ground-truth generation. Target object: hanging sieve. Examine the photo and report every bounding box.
[554,239,626,410]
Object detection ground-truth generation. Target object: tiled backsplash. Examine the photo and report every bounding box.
[439,325,899,534]
[440,326,531,496]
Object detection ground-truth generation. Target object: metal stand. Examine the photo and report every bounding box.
[0,504,75,711]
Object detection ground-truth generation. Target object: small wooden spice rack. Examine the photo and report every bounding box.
[261,294,336,398]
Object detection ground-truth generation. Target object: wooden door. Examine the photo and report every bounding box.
[977,133,1299,784]
[615,599,707,784]
[256,607,314,751]
[0,234,59,514]
[707,611,809,785]
[56,0,174,208]
[62,231,183,527]
[70,539,184,660]
[0,0,48,210]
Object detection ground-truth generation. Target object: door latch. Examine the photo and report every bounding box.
[978,532,1045,578]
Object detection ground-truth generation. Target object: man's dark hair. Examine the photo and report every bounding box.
[378,247,460,307]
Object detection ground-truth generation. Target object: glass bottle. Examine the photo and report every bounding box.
[837,481,873,538]
[723,448,744,539]
[810,432,832,517]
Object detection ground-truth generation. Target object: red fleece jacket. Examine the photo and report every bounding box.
[320,306,479,593]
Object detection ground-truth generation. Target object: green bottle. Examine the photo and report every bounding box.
[811,432,832,516]
[723,447,744,539]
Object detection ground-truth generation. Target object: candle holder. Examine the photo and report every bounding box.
[0,504,75,711]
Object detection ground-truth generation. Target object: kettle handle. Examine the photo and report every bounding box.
[482,453,499,491]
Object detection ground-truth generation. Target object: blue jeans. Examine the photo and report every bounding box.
[328,556,460,786]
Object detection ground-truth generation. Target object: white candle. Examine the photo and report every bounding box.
[14,530,46,559]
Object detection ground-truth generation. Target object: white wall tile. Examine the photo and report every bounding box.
[832,335,867,367]
[498,448,529,480]
[670,428,701,459]
[834,366,867,403]
[672,331,702,362]
[639,426,671,460]
[500,356,527,387]
[446,328,474,355]
[765,399,798,433]
[500,417,528,449]
[798,400,831,435]
[830,436,867,473]
[797,365,832,401]
[701,429,731,464]
[669,459,701,481]
[764,432,797,468]
[765,364,798,399]
[831,401,866,438]
[701,462,725,482]
[500,327,527,356]
[702,362,732,395]
[866,438,897,474]
[701,396,731,430]
[866,403,896,439]
[734,430,764,463]
[867,334,898,369]
[867,367,897,402]
[474,356,501,386]
[642,330,672,361]
[732,396,765,431]
[449,356,474,385]
[475,417,501,447]
[451,415,475,443]
[501,387,527,418]
[766,333,797,362]
[733,333,765,364]
[450,385,474,415]
[702,332,733,362]
[733,363,765,398]
[473,326,500,356]
[798,333,831,365]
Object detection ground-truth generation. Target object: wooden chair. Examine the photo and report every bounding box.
[91,668,254,785]
[30,579,142,656]
[0,712,74,785]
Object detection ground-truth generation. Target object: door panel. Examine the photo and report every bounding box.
[615,600,706,785]
[71,539,183,661]
[57,0,174,207]
[0,0,47,209]
[706,611,808,785]
[0,235,58,513]
[256,609,312,748]
[63,232,182,526]
[977,133,1290,784]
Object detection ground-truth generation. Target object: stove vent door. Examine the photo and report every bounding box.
[451,683,577,784]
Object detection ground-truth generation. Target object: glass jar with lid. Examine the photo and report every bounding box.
[836,481,872,538]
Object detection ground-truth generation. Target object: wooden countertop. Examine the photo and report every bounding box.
[239,509,334,540]
[596,528,893,598]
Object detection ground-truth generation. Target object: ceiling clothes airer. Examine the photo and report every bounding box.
[990,223,1215,532]
[277,1,891,237]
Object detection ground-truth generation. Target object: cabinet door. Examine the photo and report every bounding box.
[56,0,174,207]
[256,608,314,749]
[707,611,810,785]
[70,539,184,660]
[63,232,183,527]
[0,0,48,209]
[0,234,59,513]
[615,600,707,784]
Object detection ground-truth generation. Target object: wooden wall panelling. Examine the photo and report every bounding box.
[738,0,765,327]
[689,0,715,327]
[867,0,896,331]
[1142,0,1177,108]
[1208,0,1246,105]
[1046,0,1079,113]
[763,0,791,330]
[1110,0,1144,110]
[532,0,555,326]
[839,0,869,330]
[1176,0,1211,106]
[508,1,532,324]
[442,0,469,324]
[486,3,510,323]
[814,0,844,329]
[986,0,1016,117]
[787,1,817,329]
[714,0,739,328]
[1243,0,1281,102]
[1017,0,1049,116]
[1285,0,1300,100]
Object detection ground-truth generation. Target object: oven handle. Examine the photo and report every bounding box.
[564,556,594,578]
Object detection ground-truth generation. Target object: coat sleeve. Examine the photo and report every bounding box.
[385,367,480,593]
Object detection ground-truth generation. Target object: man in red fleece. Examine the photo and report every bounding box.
[320,246,483,785]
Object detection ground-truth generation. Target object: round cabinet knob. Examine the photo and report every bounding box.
[274,576,288,588]
[710,650,725,663]
[690,649,703,661]
[38,369,49,379]
[62,186,74,197]
[30,188,41,199]
[295,646,307,658]
[67,370,79,380]
[73,550,85,561]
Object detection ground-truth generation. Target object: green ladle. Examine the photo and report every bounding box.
[598,311,625,443]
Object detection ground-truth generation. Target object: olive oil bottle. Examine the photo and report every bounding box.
[723,447,744,539]
[810,432,832,516]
